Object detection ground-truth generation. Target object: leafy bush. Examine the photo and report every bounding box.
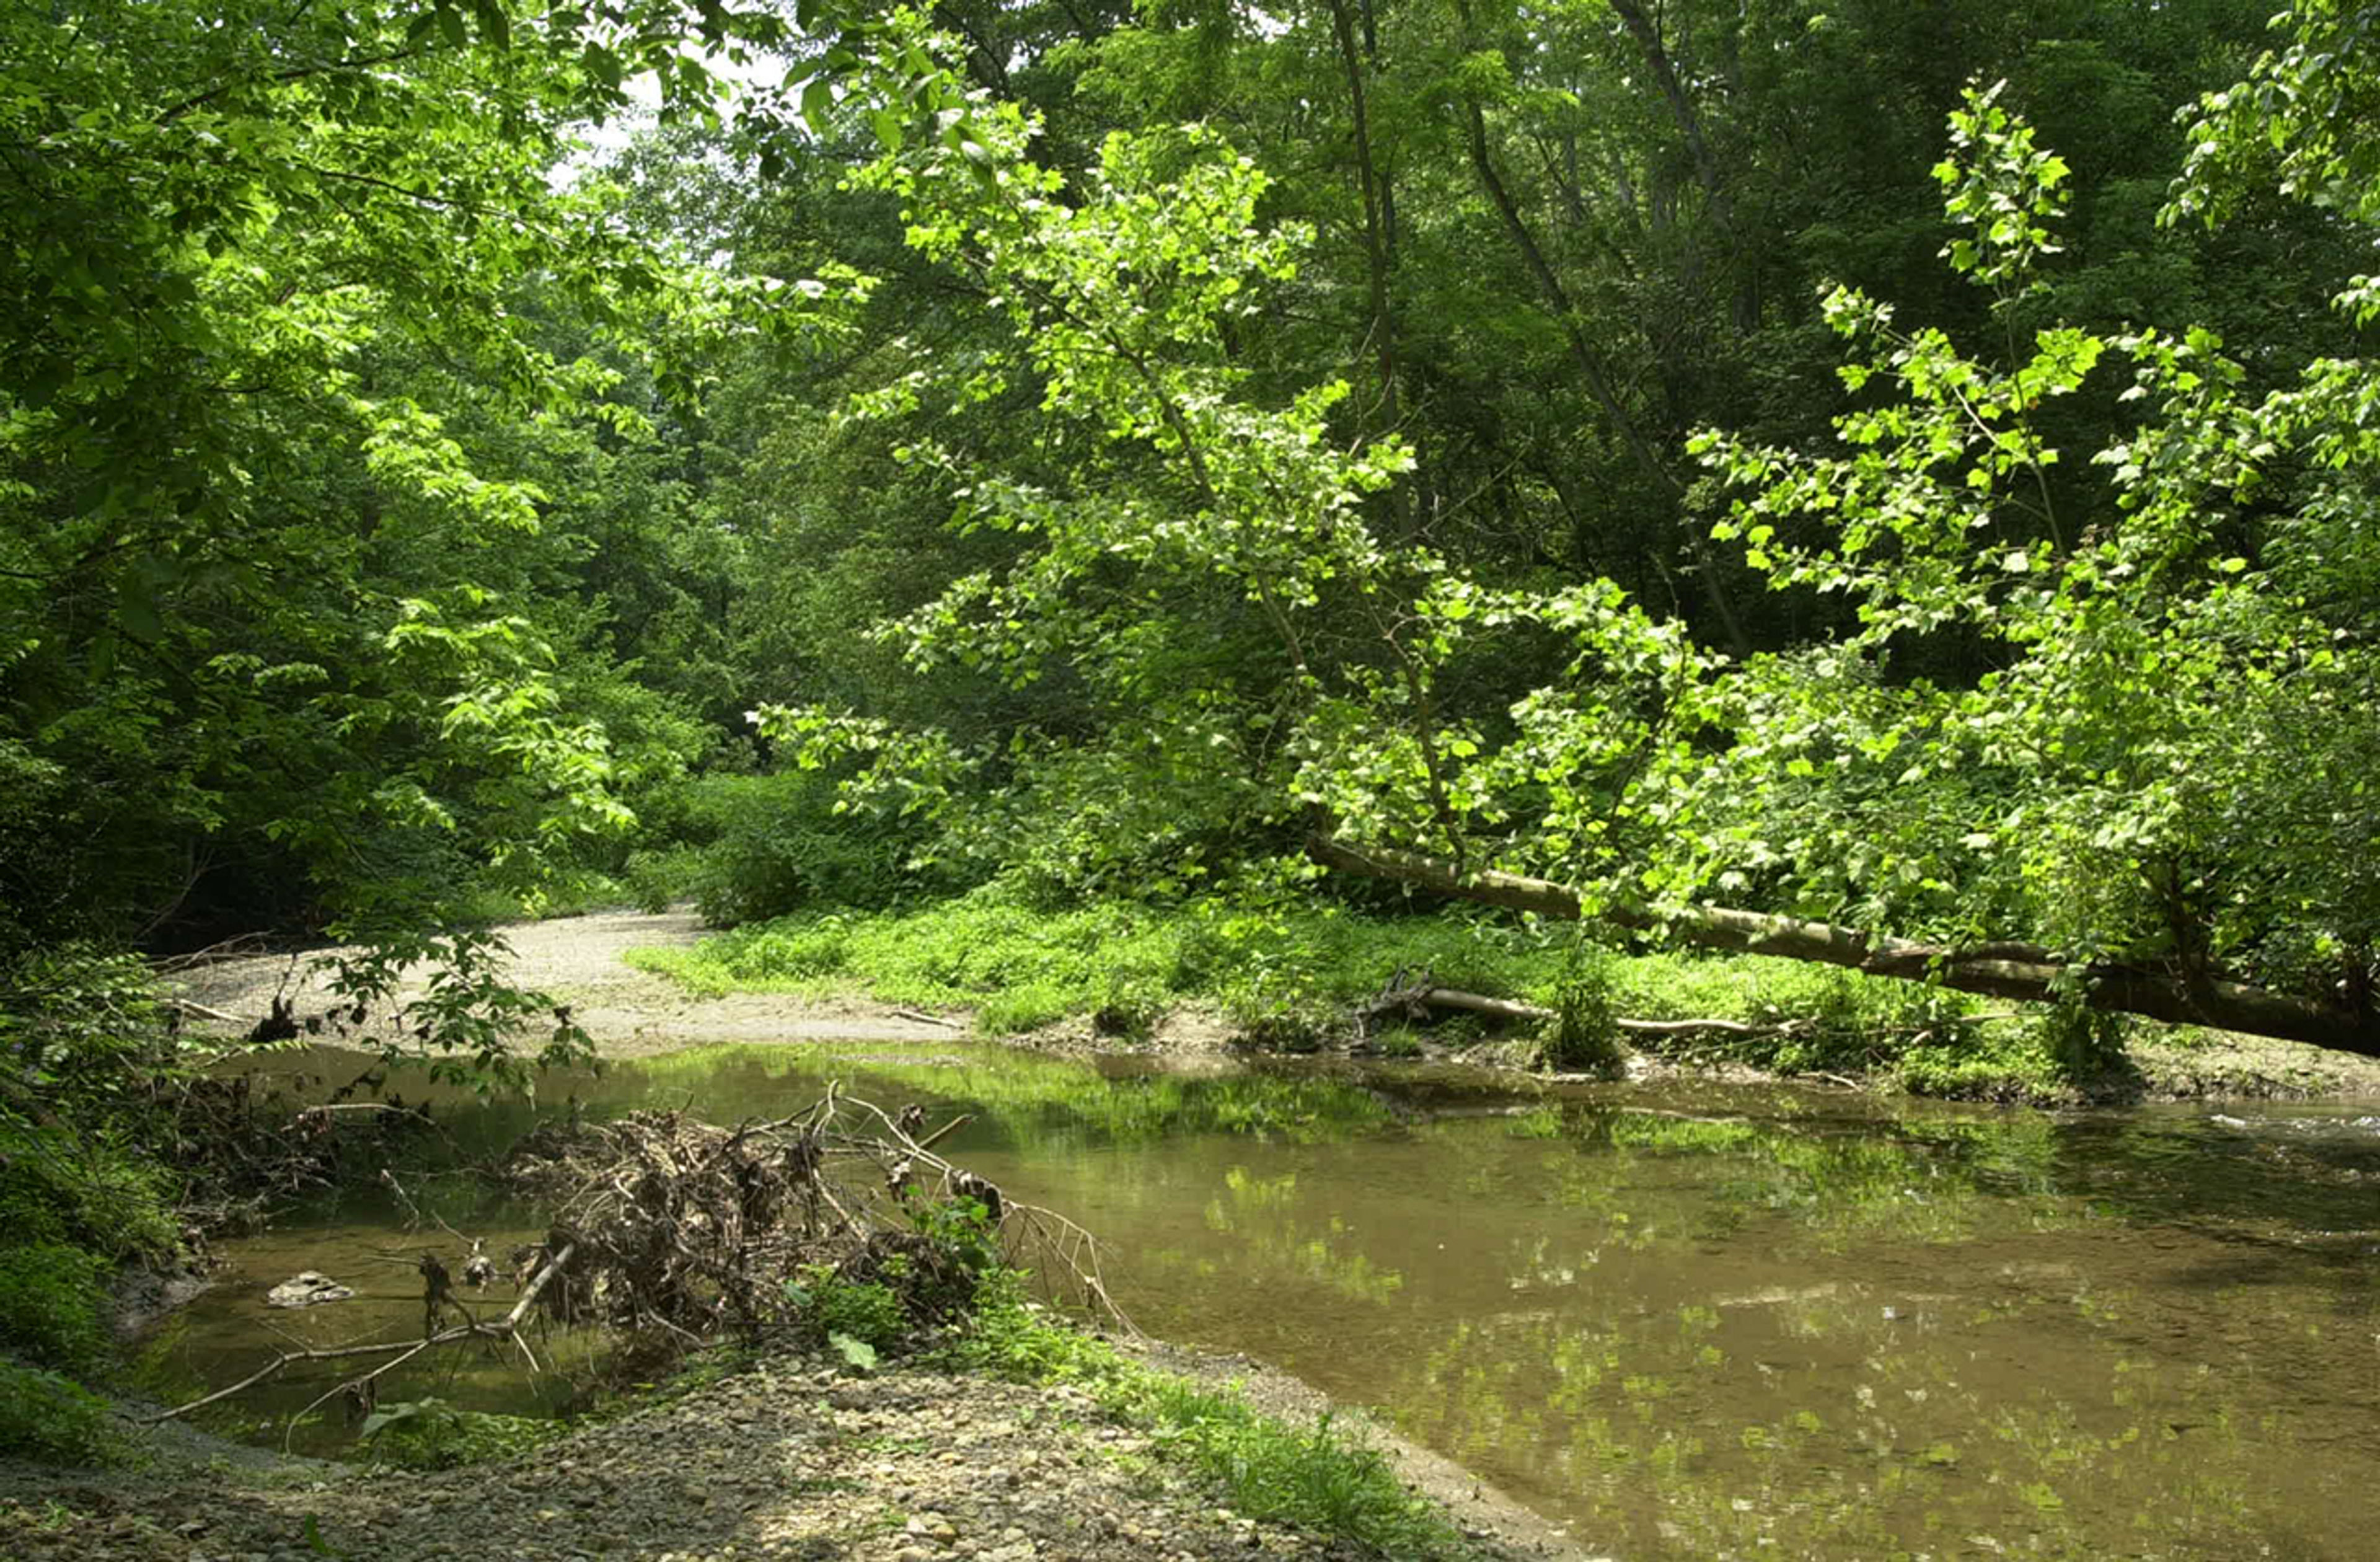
[788,1267,906,1354]
[622,846,706,913]
[675,770,954,925]
[783,1196,1007,1369]
[0,1129,178,1261]
[358,1397,561,1470]
[0,1361,130,1466]
[1545,940,1626,1074]
[0,945,182,1261]
[0,1244,108,1370]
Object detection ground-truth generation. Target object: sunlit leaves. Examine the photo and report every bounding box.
[1933,80,2069,292]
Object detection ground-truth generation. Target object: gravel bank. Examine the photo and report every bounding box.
[2,1349,1590,1562]
[167,911,984,1059]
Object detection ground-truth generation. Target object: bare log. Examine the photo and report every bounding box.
[889,1008,962,1030]
[498,1243,576,1331]
[163,996,256,1027]
[1397,987,1546,1023]
[139,1335,459,1424]
[1310,835,2380,1056]
[1364,978,1785,1038]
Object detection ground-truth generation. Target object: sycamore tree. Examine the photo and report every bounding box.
[754,39,1428,899]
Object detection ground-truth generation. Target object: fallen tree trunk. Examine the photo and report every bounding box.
[1363,977,1793,1036]
[1309,836,2380,1057]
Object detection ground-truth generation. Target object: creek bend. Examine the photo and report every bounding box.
[160,1040,2380,1559]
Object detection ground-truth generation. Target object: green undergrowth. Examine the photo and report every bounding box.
[356,1398,565,1471]
[0,1244,109,1372]
[0,1360,133,1467]
[628,891,2148,1100]
[627,890,1561,1046]
[940,1288,1467,1560]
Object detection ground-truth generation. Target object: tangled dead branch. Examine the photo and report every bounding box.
[505,1087,1130,1339]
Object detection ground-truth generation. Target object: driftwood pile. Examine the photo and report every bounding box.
[151,1085,1126,1444]
[503,1086,1119,1339]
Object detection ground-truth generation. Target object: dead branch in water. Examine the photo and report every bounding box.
[154,1087,1135,1436]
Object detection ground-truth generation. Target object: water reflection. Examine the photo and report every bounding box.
[180,1041,2378,1558]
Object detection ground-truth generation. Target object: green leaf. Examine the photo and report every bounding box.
[582,43,622,89]
[469,0,509,49]
[829,1331,878,1373]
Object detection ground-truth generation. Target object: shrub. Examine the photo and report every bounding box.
[789,1267,907,1354]
[0,945,185,1261]
[0,1361,129,1466]
[677,771,953,925]
[622,846,705,913]
[783,1197,1007,1367]
[0,1243,109,1370]
[1544,941,1626,1075]
[0,1134,179,1263]
[358,1398,561,1470]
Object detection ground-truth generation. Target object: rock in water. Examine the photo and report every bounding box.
[265,1271,355,1308]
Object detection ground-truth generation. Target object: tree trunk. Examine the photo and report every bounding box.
[1308,835,2380,1056]
[1325,0,1404,490]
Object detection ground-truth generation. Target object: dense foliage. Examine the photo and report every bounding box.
[7,0,2380,1083]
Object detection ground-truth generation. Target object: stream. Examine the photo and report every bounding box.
[147,1039,2380,1560]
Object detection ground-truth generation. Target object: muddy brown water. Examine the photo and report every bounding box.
[151,1041,2380,1559]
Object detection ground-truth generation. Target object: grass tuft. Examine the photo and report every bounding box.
[939,1289,1468,1559]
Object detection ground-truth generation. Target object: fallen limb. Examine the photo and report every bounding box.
[889,1008,963,1030]
[163,996,255,1027]
[1311,835,2380,1056]
[1614,1016,1775,1037]
[1359,974,1791,1038]
[151,1243,586,1436]
[141,1335,467,1425]
[915,1114,975,1152]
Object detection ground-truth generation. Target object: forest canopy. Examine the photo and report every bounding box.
[6,0,2379,1063]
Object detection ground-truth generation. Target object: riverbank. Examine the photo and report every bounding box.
[169,906,2380,1103]
[2,1338,1585,1562]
